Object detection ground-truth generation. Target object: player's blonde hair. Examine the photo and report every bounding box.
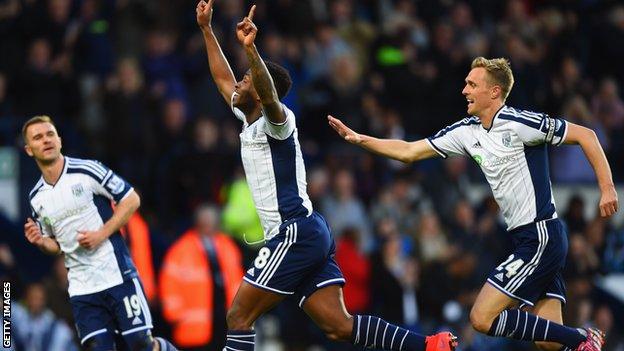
[471,57,515,101]
[22,115,56,142]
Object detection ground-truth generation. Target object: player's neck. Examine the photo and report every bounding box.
[478,101,505,129]
[38,154,65,185]
[243,106,263,125]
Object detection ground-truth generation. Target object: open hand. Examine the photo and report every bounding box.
[328,115,362,144]
[599,186,618,217]
[236,5,257,47]
[196,0,214,30]
[77,229,106,250]
[24,218,44,246]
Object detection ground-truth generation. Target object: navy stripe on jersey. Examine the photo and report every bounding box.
[29,178,45,200]
[498,110,542,129]
[67,158,107,178]
[430,117,480,140]
[93,195,137,280]
[66,167,106,184]
[524,144,556,221]
[267,133,309,222]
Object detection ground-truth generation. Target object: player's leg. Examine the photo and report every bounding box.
[531,298,565,351]
[223,280,285,350]
[109,278,178,351]
[70,293,117,351]
[474,220,597,349]
[302,285,456,351]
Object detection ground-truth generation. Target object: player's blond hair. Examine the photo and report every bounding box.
[471,57,515,101]
[22,115,56,142]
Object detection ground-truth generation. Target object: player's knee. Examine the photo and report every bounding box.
[469,307,493,334]
[226,305,253,330]
[318,314,353,342]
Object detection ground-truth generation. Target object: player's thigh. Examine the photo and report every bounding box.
[227,280,285,329]
[470,282,518,333]
[302,285,352,341]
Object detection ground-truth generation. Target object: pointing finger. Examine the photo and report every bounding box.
[248,4,256,21]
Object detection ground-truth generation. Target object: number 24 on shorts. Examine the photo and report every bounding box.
[496,254,525,278]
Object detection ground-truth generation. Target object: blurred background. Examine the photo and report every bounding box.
[1,0,624,350]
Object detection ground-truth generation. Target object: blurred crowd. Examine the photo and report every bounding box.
[1,0,624,350]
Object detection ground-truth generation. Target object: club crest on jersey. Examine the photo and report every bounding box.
[72,184,84,197]
[502,132,512,148]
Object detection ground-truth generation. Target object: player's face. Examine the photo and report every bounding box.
[232,71,259,108]
[24,122,62,164]
[462,67,495,116]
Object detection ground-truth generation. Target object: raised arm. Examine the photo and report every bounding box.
[563,122,618,217]
[196,0,237,103]
[236,6,286,124]
[328,115,439,163]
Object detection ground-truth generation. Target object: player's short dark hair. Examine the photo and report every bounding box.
[264,60,292,100]
[22,115,56,142]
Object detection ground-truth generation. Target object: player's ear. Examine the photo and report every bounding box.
[24,144,34,157]
[491,85,501,100]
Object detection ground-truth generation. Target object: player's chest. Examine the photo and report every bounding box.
[33,179,93,228]
[465,128,523,170]
[240,122,268,150]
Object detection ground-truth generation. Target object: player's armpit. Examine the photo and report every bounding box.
[262,100,287,125]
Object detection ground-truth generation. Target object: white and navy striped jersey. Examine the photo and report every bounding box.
[427,106,569,230]
[28,157,137,296]
[231,94,313,240]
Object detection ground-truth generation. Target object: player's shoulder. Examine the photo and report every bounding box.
[28,177,45,201]
[66,156,111,182]
[432,116,480,138]
[497,105,546,129]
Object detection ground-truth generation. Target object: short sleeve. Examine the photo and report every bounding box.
[230,93,247,123]
[426,119,474,158]
[83,161,134,203]
[514,114,568,146]
[263,103,296,140]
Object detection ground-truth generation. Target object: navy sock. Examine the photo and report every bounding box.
[224,330,255,351]
[154,337,179,351]
[351,315,425,351]
[487,310,586,348]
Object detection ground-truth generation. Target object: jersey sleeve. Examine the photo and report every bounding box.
[88,162,134,203]
[263,103,296,140]
[514,114,568,146]
[426,119,472,158]
[230,93,247,123]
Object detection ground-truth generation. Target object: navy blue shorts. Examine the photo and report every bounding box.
[243,212,345,307]
[487,218,568,307]
[70,277,153,347]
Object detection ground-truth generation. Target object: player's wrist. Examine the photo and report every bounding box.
[599,182,615,192]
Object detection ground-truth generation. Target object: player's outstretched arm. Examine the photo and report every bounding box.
[237,6,286,124]
[328,115,440,163]
[77,190,141,250]
[24,218,61,255]
[197,0,237,103]
[563,122,618,217]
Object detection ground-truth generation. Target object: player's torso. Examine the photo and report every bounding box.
[30,173,125,295]
[464,120,552,229]
[239,118,312,239]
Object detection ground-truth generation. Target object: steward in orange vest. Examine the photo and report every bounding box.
[159,205,243,350]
